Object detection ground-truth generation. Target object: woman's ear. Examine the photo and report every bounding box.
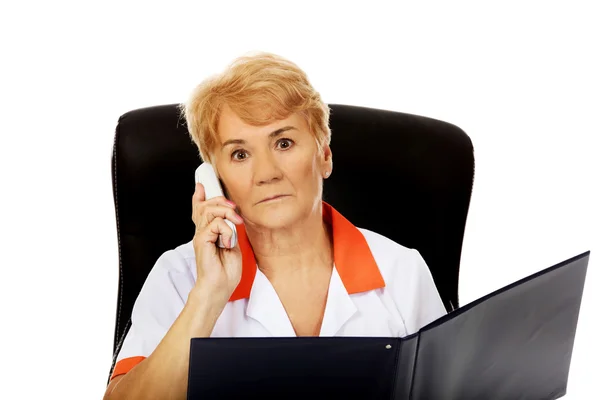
[323,144,332,162]
[321,144,333,178]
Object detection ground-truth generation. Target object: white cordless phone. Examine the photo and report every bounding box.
[195,163,238,249]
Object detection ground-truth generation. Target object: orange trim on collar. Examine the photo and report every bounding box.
[228,201,385,301]
[229,222,257,301]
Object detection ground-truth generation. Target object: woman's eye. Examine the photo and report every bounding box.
[277,138,294,150]
[231,150,248,161]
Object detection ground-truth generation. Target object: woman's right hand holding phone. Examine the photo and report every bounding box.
[191,182,244,307]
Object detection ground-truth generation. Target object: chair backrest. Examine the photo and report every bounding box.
[108,103,474,380]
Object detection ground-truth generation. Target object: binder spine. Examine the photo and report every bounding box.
[392,334,419,400]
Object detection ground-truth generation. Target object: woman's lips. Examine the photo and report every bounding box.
[258,194,289,204]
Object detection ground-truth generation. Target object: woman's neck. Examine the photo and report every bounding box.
[245,211,333,278]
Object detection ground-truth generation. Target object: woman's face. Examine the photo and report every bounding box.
[214,104,332,230]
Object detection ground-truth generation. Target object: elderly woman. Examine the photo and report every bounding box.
[103,52,447,400]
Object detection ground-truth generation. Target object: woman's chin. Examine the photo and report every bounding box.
[248,204,303,230]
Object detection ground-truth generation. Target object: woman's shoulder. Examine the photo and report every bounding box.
[143,240,197,288]
[356,227,429,280]
[357,228,447,333]
[171,240,196,262]
[357,228,417,260]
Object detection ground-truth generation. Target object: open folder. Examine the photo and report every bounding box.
[187,251,589,400]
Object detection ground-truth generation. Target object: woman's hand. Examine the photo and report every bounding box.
[191,183,244,306]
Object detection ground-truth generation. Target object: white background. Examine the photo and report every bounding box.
[1,1,598,399]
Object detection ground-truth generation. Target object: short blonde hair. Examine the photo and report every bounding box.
[179,52,331,165]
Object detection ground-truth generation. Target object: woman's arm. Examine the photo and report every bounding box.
[103,288,225,400]
[104,183,243,399]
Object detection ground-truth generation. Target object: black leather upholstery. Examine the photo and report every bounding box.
[108,103,474,382]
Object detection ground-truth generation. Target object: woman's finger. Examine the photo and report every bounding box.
[193,183,206,203]
[192,184,237,226]
[201,217,235,247]
[203,195,237,209]
[193,183,235,208]
[201,205,243,227]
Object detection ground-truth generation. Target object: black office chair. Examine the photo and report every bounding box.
[107,103,474,383]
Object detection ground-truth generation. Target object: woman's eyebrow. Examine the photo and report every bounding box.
[221,126,297,149]
[268,125,297,138]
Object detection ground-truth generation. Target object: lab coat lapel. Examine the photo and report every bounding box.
[319,266,357,336]
[246,268,296,337]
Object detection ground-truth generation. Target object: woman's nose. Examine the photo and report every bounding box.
[253,153,282,185]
